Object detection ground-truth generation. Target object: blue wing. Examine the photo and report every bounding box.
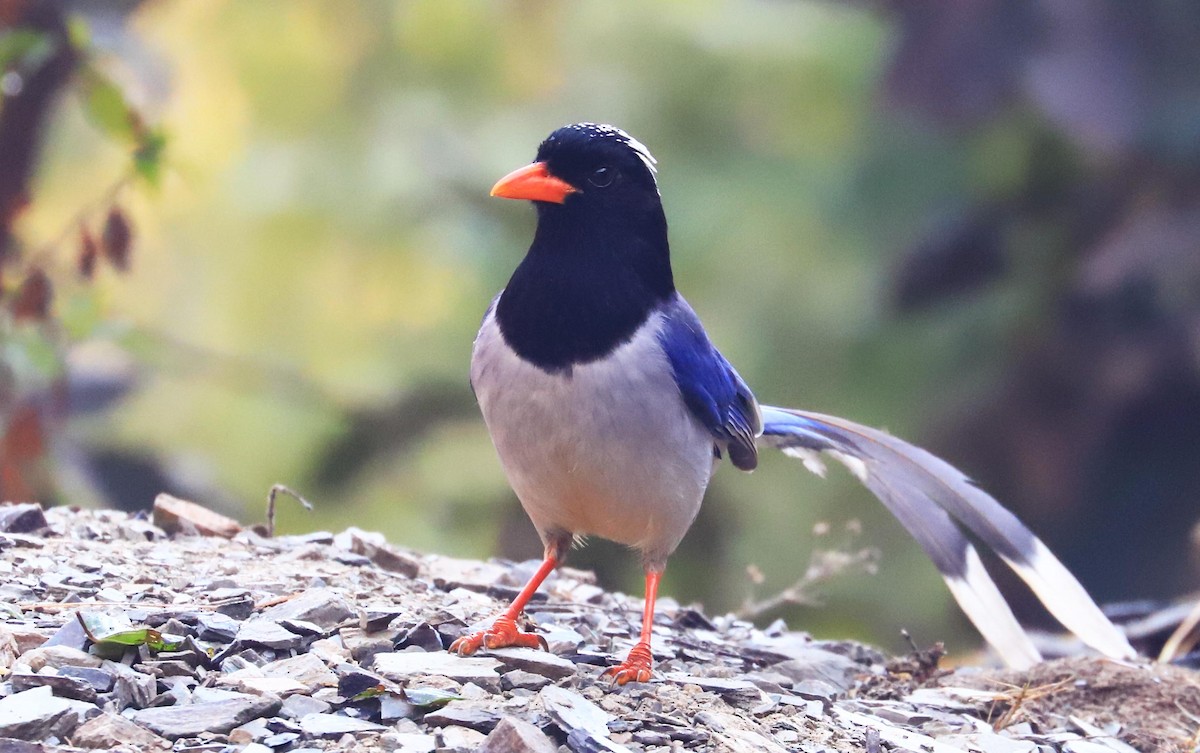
[657,295,762,470]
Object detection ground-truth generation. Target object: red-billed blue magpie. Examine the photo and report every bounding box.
[452,123,1135,683]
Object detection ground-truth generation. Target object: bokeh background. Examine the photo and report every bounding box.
[3,0,1200,657]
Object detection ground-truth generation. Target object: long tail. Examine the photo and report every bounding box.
[758,405,1135,668]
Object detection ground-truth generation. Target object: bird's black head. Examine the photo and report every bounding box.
[492,123,675,371]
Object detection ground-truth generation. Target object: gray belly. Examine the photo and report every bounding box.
[471,310,715,562]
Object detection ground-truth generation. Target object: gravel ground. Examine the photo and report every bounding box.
[0,500,1197,753]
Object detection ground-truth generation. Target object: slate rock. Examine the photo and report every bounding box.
[374,651,501,687]
[501,669,552,691]
[10,671,98,703]
[280,694,331,720]
[261,732,301,748]
[296,712,385,737]
[344,528,422,578]
[152,493,241,538]
[480,716,558,753]
[769,647,861,691]
[424,703,503,733]
[260,652,338,690]
[129,694,282,740]
[439,725,488,753]
[566,728,633,753]
[0,504,48,534]
[0,739,47,753]
[340,626,396,665]
[490,647,576,680]
[0,686,96,740]
[396,622,444,652]
[105,660,157,709]
[71,711,170,750]
[42,615,90,651]
[57,665,115,693]
[17,645,101,672]
[196,613,240,643]
[336,665,390,698]
[236,620,305,650]
[258,589,354,630]
[379,731,437,752]
[540,685,611,735]
[379,694,415,722]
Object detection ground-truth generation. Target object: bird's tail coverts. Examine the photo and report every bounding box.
[758,405,1135,668]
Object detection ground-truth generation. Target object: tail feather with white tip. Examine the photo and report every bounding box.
[758,405,1135,668]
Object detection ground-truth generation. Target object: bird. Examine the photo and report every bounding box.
[450,122,1136,683]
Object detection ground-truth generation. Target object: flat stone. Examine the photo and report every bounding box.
[152,494,242,538]
[236,620,304,650]
[0,686,96,740]
[374,651,501,686]
[380,732,437,752]
[379,694,415,721]
[0,739,48,753]
[57,665,115,693]
[260,652,339,690]
[296,713,385,737]
[480,717,557,753]
[565,729,632,753]
[0,504,48,534]
[769,647,861,691]
[2,626,48,655]
[439,725,488,753]
[105,661,157,710]
[341,626,397,665]
[235,677,308,696]
[540,685,612,738]
[16,645,102,672]
[396,622,444,652]
[344,528,422,578]
[10,672,97,703]
[424,556,511,592]
[129,694,282,740]
[501,669,552,691]
[71,712,170,750]
[424,704,503,733]
[196,613,240,643]
[42,615,90,651]
[261,732,301,748]
[259,589,354,629]
[489,647,575,680]
[280,694,331,719]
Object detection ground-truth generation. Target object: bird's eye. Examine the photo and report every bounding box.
[588,167,614,188]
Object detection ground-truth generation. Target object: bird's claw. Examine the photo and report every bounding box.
[448,616,546,655]
[603,641,654,685]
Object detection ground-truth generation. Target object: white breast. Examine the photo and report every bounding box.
[470,308,716,565]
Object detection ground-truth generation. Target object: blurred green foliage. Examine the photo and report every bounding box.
[11,0,1195,657]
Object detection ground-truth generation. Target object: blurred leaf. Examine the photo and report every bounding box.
[77,612,183,653]
[11,268,51,322]
[78,226,99,279]
[133,127,168,188]
[65,16,91,51]
[101,206,132,272]
[0,29,53,71]
[80,67,141,144]
[403,686,460,709]
[349,684,386,701]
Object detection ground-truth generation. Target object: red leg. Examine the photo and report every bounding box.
[604,569,661,685]
[449,553,557,655]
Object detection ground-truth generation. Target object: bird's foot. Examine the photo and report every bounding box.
[603,641,654,685]
[449,616,546,655]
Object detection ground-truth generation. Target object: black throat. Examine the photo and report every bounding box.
[496,199,674,372]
